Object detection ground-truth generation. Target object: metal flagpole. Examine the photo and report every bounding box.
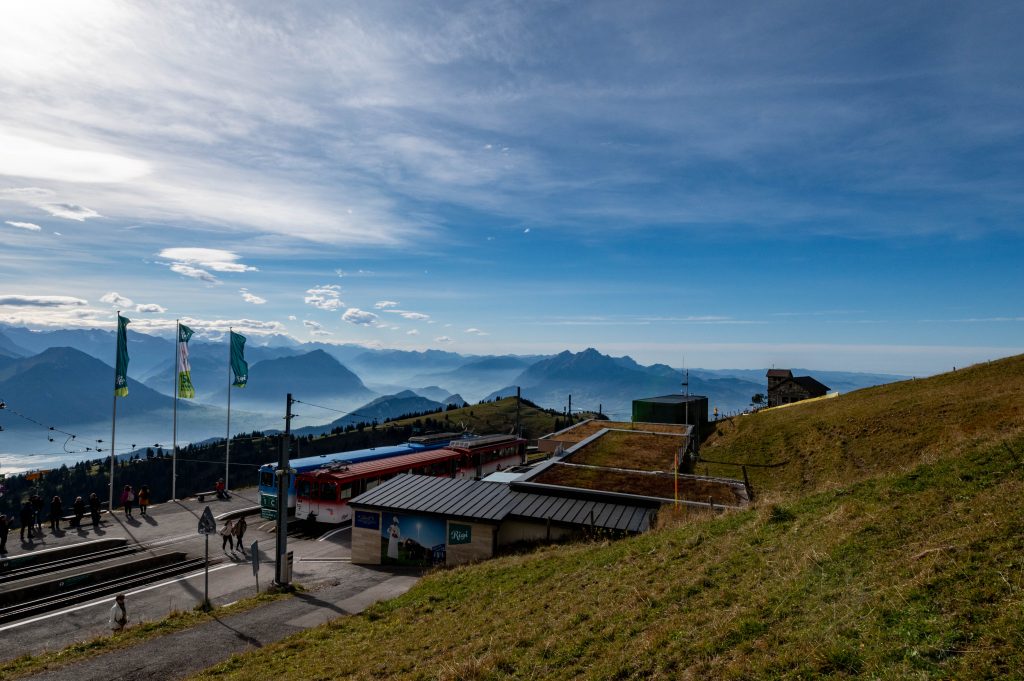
[225,328,232,492]
[172,320,179,501]
[109,311,119,510]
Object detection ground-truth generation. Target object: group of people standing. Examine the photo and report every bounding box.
[2,484,151,550]
[119,484,151,518]
[9,492,106,543]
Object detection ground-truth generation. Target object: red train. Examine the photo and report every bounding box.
[294,434,525,524]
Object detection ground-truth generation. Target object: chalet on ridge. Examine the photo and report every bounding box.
[766,369,830,407]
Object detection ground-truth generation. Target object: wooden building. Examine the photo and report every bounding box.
[349,474,658,568]
[766,369,830,407]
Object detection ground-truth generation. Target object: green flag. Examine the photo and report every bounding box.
[230,331,248,388]
[177,323,195,399]
[114,314,130,397]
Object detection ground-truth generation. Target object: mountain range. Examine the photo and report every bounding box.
[0,323,909,464]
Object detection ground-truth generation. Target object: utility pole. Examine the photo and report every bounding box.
[568,394,572,425]
[515,386,521,436]
[274,393,294,588]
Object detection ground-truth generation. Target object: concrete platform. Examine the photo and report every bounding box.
[0,487,422,669]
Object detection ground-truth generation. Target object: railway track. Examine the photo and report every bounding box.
[0,544,138,583]
[0,556,216,624]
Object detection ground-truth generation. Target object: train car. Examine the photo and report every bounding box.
[294,434,526,524]
[257,432,461,519]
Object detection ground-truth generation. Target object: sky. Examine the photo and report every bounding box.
[0,0,1021,375]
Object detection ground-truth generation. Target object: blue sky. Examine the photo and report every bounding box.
[0,1,1021,374]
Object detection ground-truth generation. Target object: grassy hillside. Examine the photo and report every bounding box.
[700,355,1024,496]
[185,357,1024,679]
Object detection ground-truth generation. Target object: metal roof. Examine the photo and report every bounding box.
[302,448,462,481]
[350,474,655,533]
[634,394,707,404]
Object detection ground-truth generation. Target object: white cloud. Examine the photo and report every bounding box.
[342,308,378,325]
[135,303,166,313]
[0,188,101,222]
[406,329,419,335]
[374,300,399,309]
[465,328,489,336]
[240,288,267,305]
[170,263,218,283]
[41,203,101,221]
[385,309,430,321]
[434,335,454,344]
[303,319,332,336]
[5,221,41,231]
[160,248,257,273]
[305,285,344,311]
[0,294,88,307]
[288,315,297,321]
[0,131,152,184]
[100,292,134,307]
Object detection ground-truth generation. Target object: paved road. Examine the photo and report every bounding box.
[0,489,422,674]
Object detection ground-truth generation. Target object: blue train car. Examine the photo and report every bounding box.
[257,433,460,519]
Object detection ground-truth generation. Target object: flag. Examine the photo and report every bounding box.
[114,314,130,397]
[229,331,248,388]
[177,323,195,399]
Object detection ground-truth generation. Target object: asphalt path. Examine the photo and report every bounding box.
[0,490,422,677]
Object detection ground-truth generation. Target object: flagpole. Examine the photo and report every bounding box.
[172,320,179,501]
[109,311,119,511]
[225,327,232,492]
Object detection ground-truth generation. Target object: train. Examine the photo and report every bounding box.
[257,433,460,519]
[294,433,526,524]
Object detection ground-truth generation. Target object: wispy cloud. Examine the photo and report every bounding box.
[135,303,166,313]
[342,308,378,325]
[434,336,454,344]
[4,220,41,231]
[304,285,344,311]
[160,248,256,284]
[374,300,399,309]
[406,329,419,335]
[465,327,489,336]
[0,294,88,307]
[100,292,133,307]
[303,319,332,336]
[240,288,266,305]
[385,309,430,321]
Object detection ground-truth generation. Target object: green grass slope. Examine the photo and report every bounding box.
[190,358,1024,680]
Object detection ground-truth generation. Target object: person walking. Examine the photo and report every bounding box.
[89,492,102,529]
[109,594,128,632]
[20,500,35,541]
[73,496,85,528]
[220,519,235,552]
[0,514,9,553]
[120,485,135,518]
[50,495,63,532]
[138,485,151,516]
[233,516,247,555]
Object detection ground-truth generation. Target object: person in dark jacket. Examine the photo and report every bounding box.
[31,494,44,533]
[89,492,102,529]
[20,500,35,541]
[73,496,86,528]
[0,514,9,553]
[50,495,63,532]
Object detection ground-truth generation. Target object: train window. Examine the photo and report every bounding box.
[260,472,274,488]
[339,484,353,500]
[365,478,381,491]
[320,482,337,501]
[297,480,311,498]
